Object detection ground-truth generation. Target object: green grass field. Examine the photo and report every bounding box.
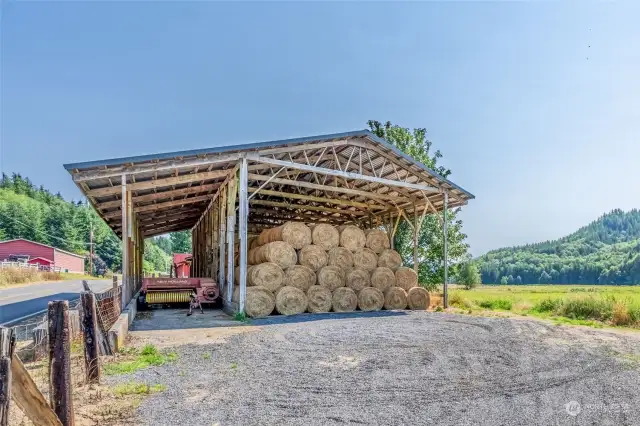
[450,285,640,329]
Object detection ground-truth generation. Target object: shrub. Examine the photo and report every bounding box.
[478,299,512,310]
[449,292,472,309]
[532,298,563,313]
[612,302,631,326]
[559,297,613,321]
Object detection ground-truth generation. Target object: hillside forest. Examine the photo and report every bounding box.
[0,173,192,274]
[476,209,640,285]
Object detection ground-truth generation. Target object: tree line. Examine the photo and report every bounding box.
[477,209,640,285]
[0,173,191,274]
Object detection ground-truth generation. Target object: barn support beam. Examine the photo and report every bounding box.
[238,157,249,314]
[225,170,238,308]
[443,191,449,309]
[121,176,128,308]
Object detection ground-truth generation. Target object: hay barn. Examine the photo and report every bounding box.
[64,130,474,312]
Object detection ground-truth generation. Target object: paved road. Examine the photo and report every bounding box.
[0,279,111,325]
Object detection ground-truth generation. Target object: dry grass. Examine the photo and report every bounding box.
[0,268,97,287]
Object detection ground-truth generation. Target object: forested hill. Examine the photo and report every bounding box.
[477,209,640,285]
[0,173,192,274]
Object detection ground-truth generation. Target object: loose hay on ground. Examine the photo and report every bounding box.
[384,287,408,310]
[275,286,308,315]
[353,248,378,271]
[317,265,346,291]
[378,249,403,270]
[306,285,332,313]
[332,287,358,312]
[357,287,384,311]
[407,287,430,310]
[339,225,366,251]
[297,245,328,272]
[283,265,316,292]
[365,229,390,254]
[370,267,396,292]
[311,223,340,250]
[395,266,418,291]
[327,247,354,270]
[346,268,370,292]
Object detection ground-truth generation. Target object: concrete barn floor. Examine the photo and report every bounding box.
[118,310,640,426]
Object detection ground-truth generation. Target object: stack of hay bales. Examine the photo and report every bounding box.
[237,221,427,318]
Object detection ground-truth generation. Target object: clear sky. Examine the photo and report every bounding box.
[1,2,639,255]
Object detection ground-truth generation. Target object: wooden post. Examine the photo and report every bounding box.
[48,301,74,426]
[10,356,62,426]
[0,327,16,426]
[413,208,419,274]
[121,175,128,309]
[226,172,238,306]
[112,275,118,291]
[80,293,100,384]
[443,192,449,309]
[218,187,227,295]
[238,157,248,314]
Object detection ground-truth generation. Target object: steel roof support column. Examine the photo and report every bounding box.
[238,157,248,314]
[443,191,449,309]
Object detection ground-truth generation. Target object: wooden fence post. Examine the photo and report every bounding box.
[0,327,16,426]
[48,301,74,426]
[80,293,100,384]
[112,275,118,290]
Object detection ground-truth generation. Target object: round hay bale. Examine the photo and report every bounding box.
[370,267,396,292]
[275,286,308,315]
[298,245,328,272]
[311,223,339,250]
[248,241,297,269]
[247,262,284,293]
[245,286,276,318]
[332,287,357,312]
[248,237,261,250]
[377,249,403,270]
[316,266,345,291]
[365,229,390,254]
[357,287,384,312]
[395,266,418,291]
[384,287,408,310]
[327,247,354,270]
[346,268,370,292]
[353,248,378,271]
[283,265,316,292]
[339,225,366,251]
[407,287,430,310]
[306,285,332,313]
[256,222,311,249]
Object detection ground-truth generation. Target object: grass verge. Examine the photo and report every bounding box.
[104,344,177,375]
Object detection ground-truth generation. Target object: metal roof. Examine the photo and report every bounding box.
[64,130,474,237]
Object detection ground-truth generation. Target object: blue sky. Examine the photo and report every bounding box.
[1,2,639,255]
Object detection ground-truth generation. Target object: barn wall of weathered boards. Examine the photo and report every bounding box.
[64,130,474,311]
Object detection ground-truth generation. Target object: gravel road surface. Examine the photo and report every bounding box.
[118,311,640,425]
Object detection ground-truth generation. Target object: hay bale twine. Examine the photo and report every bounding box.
[346,268,370,292]
[339,225,366,251]
[311,223,340,250]
[353,248,378,271]
[245,286,276,318]
[247,262,284,293]
[275,286,308,315]
[357,287,384,312]
[327,247,354,270]
[370,267,396,292]
[384,287,408,310]
[316,265,345,291]
[332,287,358,312]
[248,241,297,269]
[377,249,403,270]
[256,222,311,249]
[407,287,430,310]
[298,245,328,272]
[365,229,390,254]
[283,265,316,292]
[395,266,418,291]
[307,285,332,313]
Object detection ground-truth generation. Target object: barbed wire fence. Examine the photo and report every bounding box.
[6,283,125,425]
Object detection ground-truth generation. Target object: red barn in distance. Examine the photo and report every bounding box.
[0,239,85,273]
[172,253,192,278]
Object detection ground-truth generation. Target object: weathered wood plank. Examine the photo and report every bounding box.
[249,199,367,216]
[98,183,221,209]
[10,355,62,426]
[48,301,74,426]
[247,188,386,210]
[80,293,100,384]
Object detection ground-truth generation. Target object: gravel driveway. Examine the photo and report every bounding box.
[119,311,640,425]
